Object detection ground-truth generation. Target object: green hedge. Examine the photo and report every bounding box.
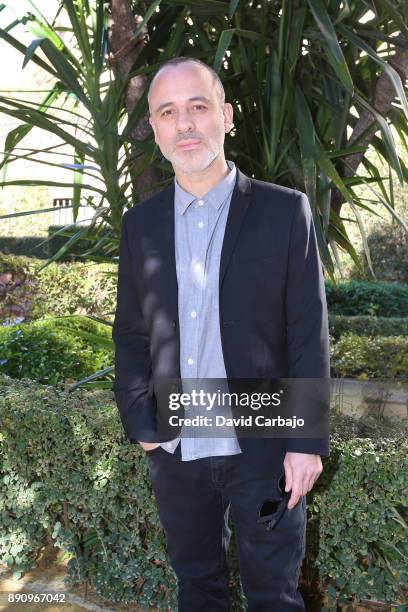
[330,334,408,380]
[312,436,407,610]
[0,227,110,261]
[0,236,56,260]
[0,316,113,386]
[3,255,408,325]
[0,374,407,610]
[325,280,408,317]
[329,315,408,341]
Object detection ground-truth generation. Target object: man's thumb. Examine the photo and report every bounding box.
[285,467,292,492]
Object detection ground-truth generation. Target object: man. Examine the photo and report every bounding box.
[112,56,330,611]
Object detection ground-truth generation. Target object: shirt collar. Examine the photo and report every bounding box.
[174,160,237,215]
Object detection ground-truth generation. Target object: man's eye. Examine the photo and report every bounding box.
[193,105,206,111]
[162,109,173,117]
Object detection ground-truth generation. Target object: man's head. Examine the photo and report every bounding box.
[148,57,233,175]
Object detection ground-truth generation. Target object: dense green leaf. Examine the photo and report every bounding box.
[306,0,354,93]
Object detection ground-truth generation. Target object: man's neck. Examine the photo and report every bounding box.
[174,156,230,198]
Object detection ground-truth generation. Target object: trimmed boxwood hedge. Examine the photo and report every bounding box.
[0,374,406,610]
[330,334,408,380]
[325,280,408,317]
[329,315,408,340]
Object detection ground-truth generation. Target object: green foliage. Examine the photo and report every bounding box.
[0,374,406,608]
[0,252,27,277]
[46,225,111,261]
[329,315,408,341]
[313,437,407,609]
[326,280,408,317]
[0,0,139,264]
[0,227,111,261]
[0,374,241,609]
[0,236,53,260]
[0,317,112,385]
[0,253,117,322]
[30,259,117,320]
[0,1,407,275]
[330,334,408,380]
[351,222,408,284]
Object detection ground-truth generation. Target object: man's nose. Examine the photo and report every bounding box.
[176,109,194,132]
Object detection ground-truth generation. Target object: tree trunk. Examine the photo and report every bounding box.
[110,0,158,201]
[332,47,408,216]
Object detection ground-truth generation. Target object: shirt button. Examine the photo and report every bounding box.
[198,221,204,229]
[190,311,197,318]
[187,357,194,365]
[197,199,204,206]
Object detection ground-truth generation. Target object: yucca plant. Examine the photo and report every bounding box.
[214,0,408,275]
[0,0,157,259]
[0,0,407,389]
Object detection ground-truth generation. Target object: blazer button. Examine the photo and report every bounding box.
[171,320,177,331]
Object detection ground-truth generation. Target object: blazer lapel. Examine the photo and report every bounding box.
[155,181,178,308]
[157,180,176,271]
[219,167,252,289]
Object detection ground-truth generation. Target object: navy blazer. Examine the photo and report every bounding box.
[112,167,330,476]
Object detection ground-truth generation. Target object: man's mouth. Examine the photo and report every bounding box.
[176,139,202,150]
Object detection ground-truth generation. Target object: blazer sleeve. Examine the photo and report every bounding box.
[112,210,160,444]
[284,192,330,456]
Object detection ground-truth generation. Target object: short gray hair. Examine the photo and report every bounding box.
[147,56,225,109]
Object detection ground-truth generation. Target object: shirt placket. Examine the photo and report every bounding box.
[184,199,206,378]
[178,199,207,452]
[195,201,227,453]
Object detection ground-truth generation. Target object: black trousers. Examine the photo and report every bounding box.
[146,443,307,612]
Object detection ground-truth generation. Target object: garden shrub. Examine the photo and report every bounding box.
[0,252,117,323]
[31,258,117,320]
[0,374,406,610]
[329,315,408,340]
[0,316,112,386]
[350,222,408,284]
[312,436,407,609]
[325,280,408,317]
[330,334,408,380]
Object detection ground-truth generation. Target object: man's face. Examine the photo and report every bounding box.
[148,63,233,175]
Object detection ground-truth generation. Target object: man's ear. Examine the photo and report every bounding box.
[223,102,233,134]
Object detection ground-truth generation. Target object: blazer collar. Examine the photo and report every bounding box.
[156,165,252,289]
[157,164,251,230]
[174,160,238,215]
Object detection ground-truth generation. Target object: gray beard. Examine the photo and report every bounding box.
[165,139,224,176]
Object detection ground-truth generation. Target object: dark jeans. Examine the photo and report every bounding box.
[146,443,306,612]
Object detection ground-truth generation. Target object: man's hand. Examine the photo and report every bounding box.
[138,441,161,452]
[283,452,323,510]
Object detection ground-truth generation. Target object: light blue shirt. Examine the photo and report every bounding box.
[160,160,242,460]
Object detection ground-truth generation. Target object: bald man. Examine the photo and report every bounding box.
[112,56,330,611]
